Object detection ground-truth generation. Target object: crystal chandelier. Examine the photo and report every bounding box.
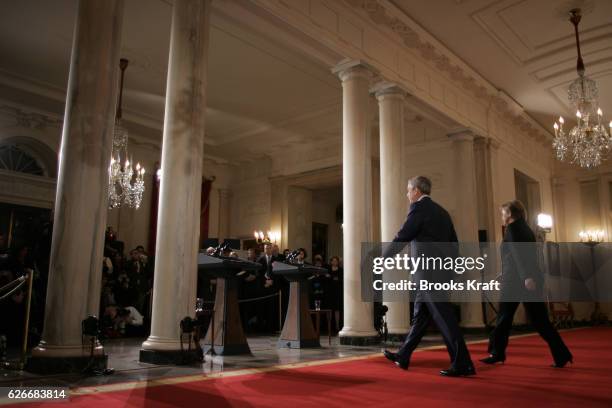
[108,58,145,209]
[553,9,612,169]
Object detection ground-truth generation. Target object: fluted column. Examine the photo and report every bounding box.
[448,130,483,328]
[29,0,124,372]
[141,0,211,363]
[373,83,410,336]
[333,61,378,344]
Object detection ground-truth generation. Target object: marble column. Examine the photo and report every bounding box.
[141,0,211,363]
[217,189,232,242]
[486,138,502,242]
[448,130,483,328]
[373,83,410,336]
[29,0,124,373]
[333,61,378,344]
[473,137,501,326]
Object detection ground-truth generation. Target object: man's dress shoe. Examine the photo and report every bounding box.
[439,365,476,377]
[479,355,505,364]
[552,355,573,368]
[383,350,409,370]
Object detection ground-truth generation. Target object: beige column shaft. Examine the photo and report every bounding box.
[449,130,483,328]
[376,85,410,335]
[334,62,378,341]
[32,0,124,359]
[142,0,211,352]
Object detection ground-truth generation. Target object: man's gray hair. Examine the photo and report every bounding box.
[408,176,432,195]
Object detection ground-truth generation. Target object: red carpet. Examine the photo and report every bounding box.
[10,328,612,407]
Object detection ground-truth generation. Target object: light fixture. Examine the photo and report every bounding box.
[579,229,604,243]
[553,9,612,169]
[253,230,280,244]
[537,213,553,233]
[108,58,146,209]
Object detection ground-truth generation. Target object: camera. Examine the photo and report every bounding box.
[180,317,197,334]
[374,303,388,340]
[82,315,99,337]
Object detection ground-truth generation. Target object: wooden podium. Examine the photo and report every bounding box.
[272,261,327,348]
[198,254,261,355]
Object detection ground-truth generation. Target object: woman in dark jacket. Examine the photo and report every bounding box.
[481,200,573,368]
[327,256,343,332]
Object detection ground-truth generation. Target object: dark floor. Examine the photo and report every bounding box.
[0,332,488,389]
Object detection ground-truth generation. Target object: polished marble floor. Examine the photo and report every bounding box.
[0,333,487,389]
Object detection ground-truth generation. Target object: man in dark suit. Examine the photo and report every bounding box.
[257,243,275,279]
[256,243,280,332]
[480,200,572,367]
[383,176,475,377]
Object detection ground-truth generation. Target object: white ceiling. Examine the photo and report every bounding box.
[1,0,610,163]
[0,0,342,162]
[391,0,612,131]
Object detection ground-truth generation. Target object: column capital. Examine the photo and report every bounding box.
[447,127,475,142]
[371,81,407,101]
[332,59,376,82]
[488,137,501,149]
[473,135,502,151]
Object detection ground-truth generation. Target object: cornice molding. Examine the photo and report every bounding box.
[346,0,553,144]
[0,104,62,130]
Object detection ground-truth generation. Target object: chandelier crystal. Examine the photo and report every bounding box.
[108,58,145,209]
[552,9,612,169]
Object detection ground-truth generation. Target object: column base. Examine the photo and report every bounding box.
[339,326,380,346]
[339,335,380,346]
[26,354,108,374]
[27,341,107,374]
[139,349,202,365]
[385,332,408,343]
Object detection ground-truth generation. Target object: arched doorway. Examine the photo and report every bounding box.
[0,137,56,251]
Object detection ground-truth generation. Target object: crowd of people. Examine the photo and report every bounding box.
[99,227,153,338]
[0,229,50,350]
[1,224,345,351]
[101,232,345,338]
[200,243,344,334]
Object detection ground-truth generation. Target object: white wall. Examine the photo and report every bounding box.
[228,159,272,240]
[552,160,612,321]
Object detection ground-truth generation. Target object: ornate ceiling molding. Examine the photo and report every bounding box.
[346,0,552,144]
[0,105,62,130]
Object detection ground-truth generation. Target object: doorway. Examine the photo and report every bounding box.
[0,202,52,255]
[514,170,542,230]
[312,222,328,262]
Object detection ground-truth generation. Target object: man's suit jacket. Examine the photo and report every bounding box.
[393,196,458,243]
[257,254,274,277]
[389,196,458,284]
